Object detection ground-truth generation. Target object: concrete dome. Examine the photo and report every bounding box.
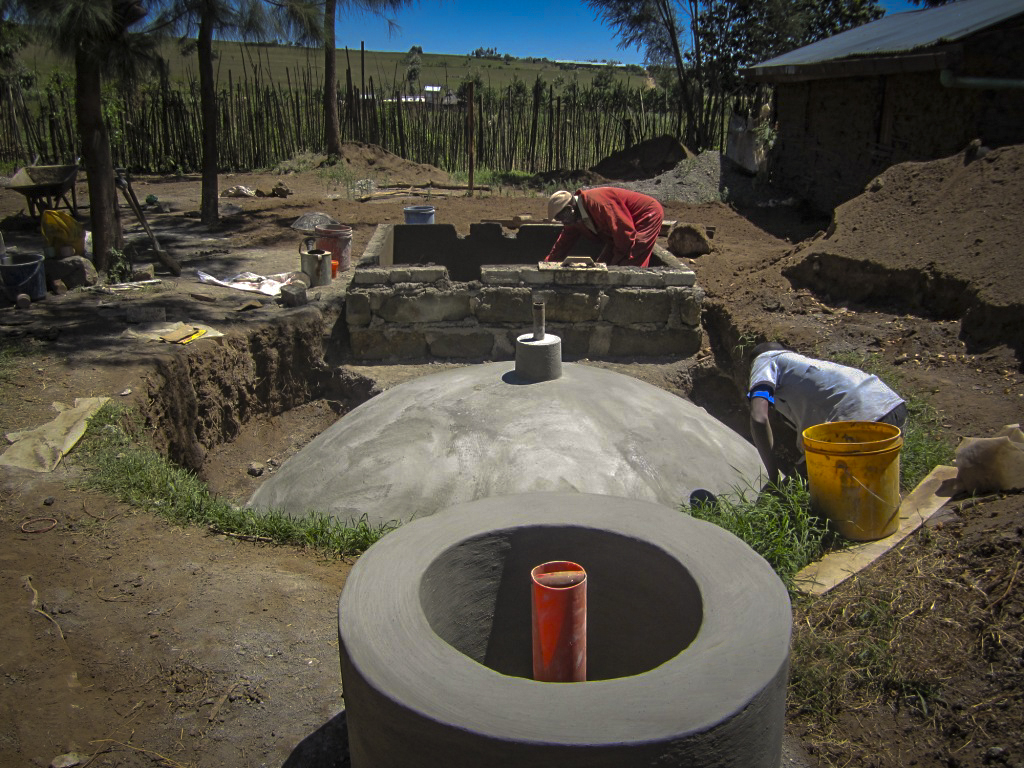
[249,362,764,526]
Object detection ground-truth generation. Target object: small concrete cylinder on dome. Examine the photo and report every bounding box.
[515,333,562,381]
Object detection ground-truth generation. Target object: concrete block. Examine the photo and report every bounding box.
[551,268,613,287]
[660,268,697,287]
[345,292,372,326]
[617,268,664,288]
[480,266,522,285]
[427,329,496,359]
[389,269,412,284]
[670,286,706,327]
[279,284,307,307]
[379,290,472,323]
[608,326,702,358]
[350,328,427,360]
[475,287,533,324]
[546,291,602,323]
[519,268,552,286]
[405,266,447,283]
[353,268,389,285]
[603,288,673,326]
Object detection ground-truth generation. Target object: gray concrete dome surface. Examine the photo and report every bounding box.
[338,492,792,768]
[249,362,764,526]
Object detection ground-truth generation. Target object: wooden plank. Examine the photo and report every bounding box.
[794,465,959,596]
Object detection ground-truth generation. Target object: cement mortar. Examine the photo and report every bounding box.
[248,362,764,526]
[338,493,791,767]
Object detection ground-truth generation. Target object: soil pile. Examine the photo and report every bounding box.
[590,135,694,181]
[782,144,1024,352]
[327,141,453,186]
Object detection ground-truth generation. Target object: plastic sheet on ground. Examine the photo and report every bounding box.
[196,270,306,297]
[120,320,225,343]
[0,397,109,472]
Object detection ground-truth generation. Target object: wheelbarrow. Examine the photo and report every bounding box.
[7,164,79,218]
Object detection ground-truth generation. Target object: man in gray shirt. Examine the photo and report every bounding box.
[747,342,907,483]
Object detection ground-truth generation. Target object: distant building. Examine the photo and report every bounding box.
[745,0,1024,212]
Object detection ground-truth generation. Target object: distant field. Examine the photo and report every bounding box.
[20,39,650,94]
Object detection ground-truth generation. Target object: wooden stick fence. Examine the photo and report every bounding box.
[0,55,680,177]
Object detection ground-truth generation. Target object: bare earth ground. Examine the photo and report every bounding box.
[1,142,1023,768]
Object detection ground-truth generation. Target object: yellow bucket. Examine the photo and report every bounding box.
[802,421,903,541]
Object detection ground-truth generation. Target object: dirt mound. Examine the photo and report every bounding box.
[526,168,610,191]
[590,135,693,181]
[333,141,453,186]
[783,143,1024,355]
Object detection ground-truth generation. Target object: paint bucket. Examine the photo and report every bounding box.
[315,223,352,273]
[531,560,587,682]
[803,421,903,541]
[0,252,46,301]
[299,238,332,287]
[403,205,435,225]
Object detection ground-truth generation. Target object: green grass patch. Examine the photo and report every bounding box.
[76,403,395,557]
[0,337,37,385]
[683,478,831,592]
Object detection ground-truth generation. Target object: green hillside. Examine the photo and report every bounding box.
[19,39,649,94]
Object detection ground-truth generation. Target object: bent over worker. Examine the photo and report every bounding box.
[747,342,907,483]
[545,187,664,267]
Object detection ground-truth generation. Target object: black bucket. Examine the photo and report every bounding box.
[0,252,46,301]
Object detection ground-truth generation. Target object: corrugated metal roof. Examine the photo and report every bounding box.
[751,0,1024,70]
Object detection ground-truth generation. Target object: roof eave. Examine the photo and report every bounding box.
[743,46,962,83]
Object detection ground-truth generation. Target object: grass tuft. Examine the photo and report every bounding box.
[683,477,831,591]
[76,403,395,557]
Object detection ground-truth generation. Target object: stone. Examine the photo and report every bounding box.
[350,329,428,360]
[669,286,706,327]
[247,462,265,477]
[427,330,495,359]
[405,266,447,284]
[353,268,389,285]
[43,255,98,290]
[51,279,67,295]
[608,326,702,357]
[475,287,533,324]
[279,283,307,307]
[378,291,471,324]
[480,266,522,285]
[345,292,372,326]
[602,288,673,326]
[667,223,713,259]
[15,293,31,309]
[545,291,601,323]
[131,263,156,281]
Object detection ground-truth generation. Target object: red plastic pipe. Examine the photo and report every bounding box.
[531,560,587,682]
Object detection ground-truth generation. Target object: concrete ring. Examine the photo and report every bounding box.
[338,492,791,768]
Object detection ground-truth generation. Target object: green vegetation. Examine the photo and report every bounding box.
[684,478,829,591]
[76,403,395,557]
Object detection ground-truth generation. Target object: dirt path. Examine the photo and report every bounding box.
[2,144,1023,768]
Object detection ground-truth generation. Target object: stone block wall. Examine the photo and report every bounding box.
[345,264,704,361]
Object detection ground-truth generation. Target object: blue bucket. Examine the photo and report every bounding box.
[1,252,46,301]
[403,205,436,225]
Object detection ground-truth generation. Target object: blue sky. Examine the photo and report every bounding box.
[336,0,921,65]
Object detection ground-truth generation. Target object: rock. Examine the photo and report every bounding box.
[50,753,89,768]
[247,462,265,477]
[51,279,67,295]
[131,263,156,281]
[279,283,307,307]
[15,293,31,309]
[44,256,98,289]
[667,223,713,259]
[43,497,55,506]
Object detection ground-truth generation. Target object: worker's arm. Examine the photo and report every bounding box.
[544,224,582,262]
[749,394,782,484]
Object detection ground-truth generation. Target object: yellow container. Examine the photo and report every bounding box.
[802,421,903,541]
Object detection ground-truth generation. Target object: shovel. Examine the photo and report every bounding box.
[115,170,181,276]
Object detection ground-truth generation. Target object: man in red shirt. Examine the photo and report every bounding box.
[545,187,664,267]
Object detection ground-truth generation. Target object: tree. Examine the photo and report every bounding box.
[587,0,883,151]
[9,0,158,272]
[323,1,412,159]
[156,0,321,225]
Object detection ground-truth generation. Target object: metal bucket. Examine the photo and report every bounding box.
[300,238,332,287]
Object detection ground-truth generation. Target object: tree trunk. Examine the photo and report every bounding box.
[198,12,219,225]
[323,0,342,157]
[75,49,121,273]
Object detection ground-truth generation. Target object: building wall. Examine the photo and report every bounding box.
[769,21,1024,212]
